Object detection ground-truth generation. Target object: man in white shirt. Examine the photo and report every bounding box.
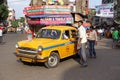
[0,27,3,43]
[78,20,88,67]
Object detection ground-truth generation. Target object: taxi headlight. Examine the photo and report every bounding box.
[38,46,43,52]
[15,44,19,48]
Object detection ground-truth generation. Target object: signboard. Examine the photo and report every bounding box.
[28,17,73,25]
[96,3,114,18]
[29,14,72,18]
[24,5,71,16]
[75,14,83,21]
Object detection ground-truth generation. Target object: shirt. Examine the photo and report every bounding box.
[88,30,98,41]
[112,30,119,40]
[78,25,87,43]
[0,29,3,36]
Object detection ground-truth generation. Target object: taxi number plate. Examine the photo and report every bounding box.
[22,58,32,62]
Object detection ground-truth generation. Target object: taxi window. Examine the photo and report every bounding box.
[36,29,61,39]
[65,30,70,38]
[62,30,70,39]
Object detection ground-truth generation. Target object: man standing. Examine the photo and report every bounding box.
[77,20,88,67]
[0,27,3,43]
[112,26,119,48]
[88,26,98,58]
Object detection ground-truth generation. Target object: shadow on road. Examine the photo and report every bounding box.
[62,38,120,80]
[16,59,45,67]
[62,48,120,80]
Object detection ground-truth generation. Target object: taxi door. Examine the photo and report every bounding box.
[69,29,78,55]
[59,30,72,58]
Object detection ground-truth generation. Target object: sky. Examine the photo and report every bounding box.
[8,0,102,19]
[8,0,31,19]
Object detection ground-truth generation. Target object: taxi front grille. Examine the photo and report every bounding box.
[18,47,38,54]
[19,47,36,51]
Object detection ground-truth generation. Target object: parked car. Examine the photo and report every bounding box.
[14,26,78,68]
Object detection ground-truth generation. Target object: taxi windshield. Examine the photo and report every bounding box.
[36,29,61,39]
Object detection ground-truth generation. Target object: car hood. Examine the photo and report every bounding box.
[18,38,58,49]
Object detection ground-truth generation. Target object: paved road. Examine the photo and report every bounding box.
[0,32,120,80]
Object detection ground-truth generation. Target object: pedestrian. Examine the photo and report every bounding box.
[97,28,103,40]
[77,20,88,67]
[88,26,98,58]
[0,27,3,43]
[112,26,119,48]
[21,27,24,34]
[24,23,29,33]
[26,29,34,41]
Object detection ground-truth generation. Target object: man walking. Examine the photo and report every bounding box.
[77,20,88,67]
[0,27,3,43]
[112,26,119,48]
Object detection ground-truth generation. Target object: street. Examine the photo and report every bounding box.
[0,32,120,80]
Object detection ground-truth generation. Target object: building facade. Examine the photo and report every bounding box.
[114,0,120,23]
[76,0,88,15]
[103,0,120,23]
[7,8,15,27]
[29,0,88,15]
[30,0,43,6]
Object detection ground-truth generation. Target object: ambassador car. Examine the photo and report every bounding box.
[14,26,78,68]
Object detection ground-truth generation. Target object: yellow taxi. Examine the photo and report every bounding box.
[14,26,78,68]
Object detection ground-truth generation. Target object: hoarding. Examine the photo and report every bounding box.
[96,3,114,18]
[23,5,71,16]
[28,17,73,25]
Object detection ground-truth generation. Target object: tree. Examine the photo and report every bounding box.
[19,17,25,23]
[18,17,25,27]
[11,20,19,28]
[0,0,4,4]
[0,3,9,22]
[11,17,25,28]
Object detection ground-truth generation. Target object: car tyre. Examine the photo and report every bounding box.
[45,52,60,68]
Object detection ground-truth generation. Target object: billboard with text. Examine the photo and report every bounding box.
[96,3,114,18]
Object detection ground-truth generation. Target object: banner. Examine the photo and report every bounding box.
[29,14,72,18]
[96,3,114,18]
[25,12,70,16]
[28,17,73,25]
[24,5,71,16]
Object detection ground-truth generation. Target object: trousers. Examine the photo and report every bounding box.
[89,40,96,57]
[78,43,87,64]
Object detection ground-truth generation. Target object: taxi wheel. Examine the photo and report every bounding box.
[45,52,60,68]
